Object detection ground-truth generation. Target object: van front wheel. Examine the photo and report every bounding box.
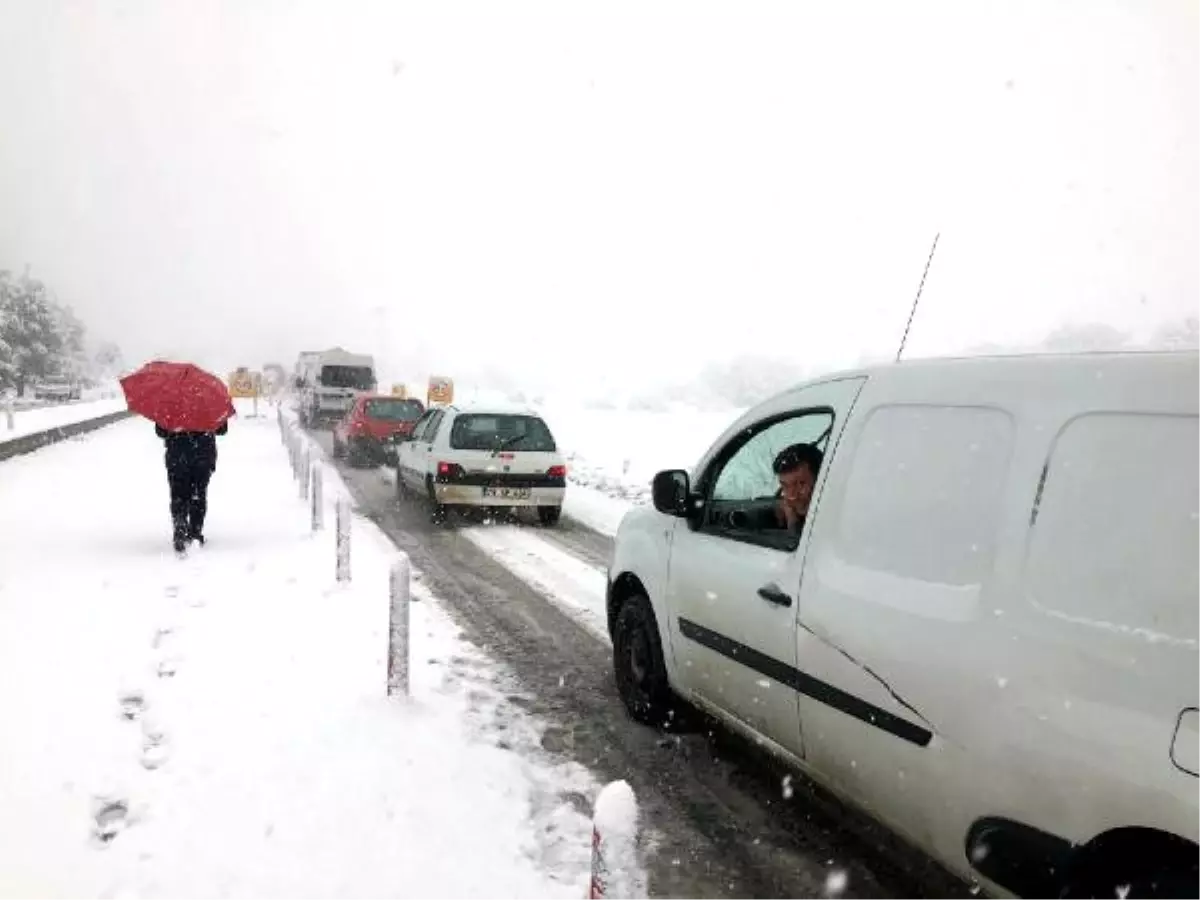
[613,593,675,728]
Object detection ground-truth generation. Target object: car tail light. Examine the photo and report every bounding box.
[547,465,567,478]
[436,461,464,481]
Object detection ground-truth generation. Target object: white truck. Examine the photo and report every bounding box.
[297,348,377,427]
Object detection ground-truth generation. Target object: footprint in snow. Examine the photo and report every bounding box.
[92,798,130,844]
[164,585,179,599]
[141,725,169,771]
[151,626,174,650]
[156,657,180,678]
[118,692,146,721]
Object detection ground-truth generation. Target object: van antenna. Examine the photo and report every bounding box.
[895,232,940,363]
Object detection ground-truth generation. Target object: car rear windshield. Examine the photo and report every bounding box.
[449,414,557,452]
[320,366,375,390]
[364,398,424,421]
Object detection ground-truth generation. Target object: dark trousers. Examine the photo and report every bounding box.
[167,462,213,540]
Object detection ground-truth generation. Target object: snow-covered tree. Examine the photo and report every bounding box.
[0,268,75,393]
[1038,322,1131,353]
[91,340,125,379]
[1150,316,1199,351]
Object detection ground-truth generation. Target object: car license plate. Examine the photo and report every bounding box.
[483,486,531,500]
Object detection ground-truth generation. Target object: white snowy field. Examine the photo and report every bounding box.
[0,401,615,899]
[0,392,126,442]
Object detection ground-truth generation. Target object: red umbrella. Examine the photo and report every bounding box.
[120,361,237,432]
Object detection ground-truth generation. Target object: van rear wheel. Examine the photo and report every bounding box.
[537,505,562,526]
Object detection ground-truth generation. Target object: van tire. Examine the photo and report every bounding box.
[613,593,674,728]
[1060,840,1198,899]
[538,505,562,526]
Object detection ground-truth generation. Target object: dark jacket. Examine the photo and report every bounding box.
[156,421,228,472]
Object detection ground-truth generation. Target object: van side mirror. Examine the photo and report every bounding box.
[652,469,691,517]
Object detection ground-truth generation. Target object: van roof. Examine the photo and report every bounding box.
[796,348,1198,391]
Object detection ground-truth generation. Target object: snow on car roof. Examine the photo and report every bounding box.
[449,404,545,419]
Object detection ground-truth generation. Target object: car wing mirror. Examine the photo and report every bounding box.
[652,469,691,517]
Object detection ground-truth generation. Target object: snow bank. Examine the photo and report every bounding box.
[0,394,126,442]
[0,400,613,897]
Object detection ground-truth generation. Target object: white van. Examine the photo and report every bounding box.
[298,348,376,427]
[606,351,1198,898]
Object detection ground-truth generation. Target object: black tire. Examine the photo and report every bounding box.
[1061,848,1199,899]
[347,439,363,468]
[537,505,562,526]
[332,436,344,459]
[613,593,675,727]
[426,477,448,525]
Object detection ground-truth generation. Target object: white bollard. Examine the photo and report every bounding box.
[335,496,351,582]
[311,465,324,531]
[588,780,643,900]
[252,392,259,419]
[387,556,411,696]
[3,399,13,431]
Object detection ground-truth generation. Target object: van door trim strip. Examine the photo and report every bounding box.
[678,617,933,747]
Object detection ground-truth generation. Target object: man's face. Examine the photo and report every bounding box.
[778,463,816,515]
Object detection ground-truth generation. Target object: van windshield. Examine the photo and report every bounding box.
[450,414,557,452]
[320,366,374,390]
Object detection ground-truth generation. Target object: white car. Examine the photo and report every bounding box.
[395,404,567,525]
[606,351,1198,899]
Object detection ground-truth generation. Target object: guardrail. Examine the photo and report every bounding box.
[0,411,135,463]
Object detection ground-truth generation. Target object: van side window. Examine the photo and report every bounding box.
[703,410,833,551]
[1026,413,1198,636]
[836,405,1014,585]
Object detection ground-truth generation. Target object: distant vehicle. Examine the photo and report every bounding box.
[395,404,566,525]
[606,350,1199,900]
[33,375,82,402]
[297,348,377,427]
[293,351,321,390]
[332,395,425,467]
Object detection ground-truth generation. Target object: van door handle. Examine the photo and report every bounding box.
[757,583,792,607]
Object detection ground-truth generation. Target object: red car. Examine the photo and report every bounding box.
[332,395,426,467]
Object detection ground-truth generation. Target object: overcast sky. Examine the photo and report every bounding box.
[0,0,1195,392]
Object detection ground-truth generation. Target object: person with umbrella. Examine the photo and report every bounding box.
[155,419,227,551]
[120,362,237,554]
